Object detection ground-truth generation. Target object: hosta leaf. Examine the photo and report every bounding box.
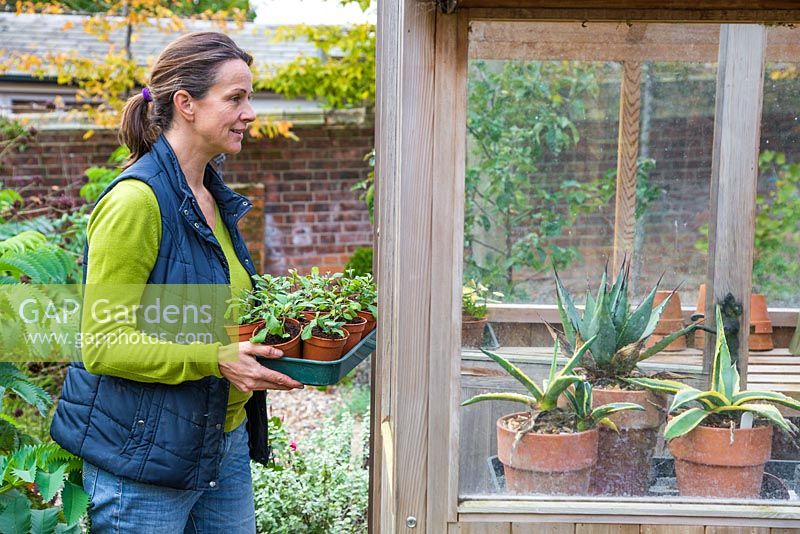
[61,480,90,526]
[664,407,709,440]
[30,507,59,534]
[461,392,538,407]
[480,349,543,400]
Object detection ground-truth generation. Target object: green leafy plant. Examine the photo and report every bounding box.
[462,279,503,320]
[465,60,612,300]
[250,291,303,344]
[340,270,376,319]
[79,145,130,203]
[629,306,800,440]
[252,413,368,534]
[0,363,89,534]
[343,246,373,277]
[695,150,800,305]
[553,260,699,383]
[462,338,643,435]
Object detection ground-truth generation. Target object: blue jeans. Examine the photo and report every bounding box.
[82,421,256,533]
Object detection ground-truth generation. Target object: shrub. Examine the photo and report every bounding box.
[344,247,373,276]
[252,413,369,534]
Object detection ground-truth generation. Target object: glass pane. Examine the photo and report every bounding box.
[457,21,800,507]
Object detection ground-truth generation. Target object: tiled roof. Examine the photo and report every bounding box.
[0,12,319,77]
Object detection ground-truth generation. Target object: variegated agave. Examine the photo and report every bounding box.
[553,259,699,382]
[461,338,643,434]
[627,306,800,440]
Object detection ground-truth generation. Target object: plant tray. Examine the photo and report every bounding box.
[257,329,376,386]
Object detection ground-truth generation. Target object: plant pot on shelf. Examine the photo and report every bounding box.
[668,422,773,498]
[303,329,350,362]
[252,318,302,358]
[225,320,265,342]
[589,388,667,496]
[497,412,598,495]
[462,316,487,348]
[694,287,774,351]
[342,316,368,354]
[357,310,376,333]
[749,293,774,351]
[646,290,686,351]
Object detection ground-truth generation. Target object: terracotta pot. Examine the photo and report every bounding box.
[357,310,376,333]
[301,310,317,322]
[497,412,598,495]
[669,423,773,498]
[589,388,666,496]
[252,318,302,358]
[749,293,774,351]
[694,284,707,349]
[303,331,350,361]
[646,290,686,351]
[462,316,487,348]
[342,316,368,354]
[225,320,265,342]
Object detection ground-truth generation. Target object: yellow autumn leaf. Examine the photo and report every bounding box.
[82,130,95,140]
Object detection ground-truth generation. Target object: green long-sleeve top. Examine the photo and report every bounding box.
[82,179,253,431]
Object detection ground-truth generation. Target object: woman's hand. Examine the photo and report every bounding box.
[218,342,304,392]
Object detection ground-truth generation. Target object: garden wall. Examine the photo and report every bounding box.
[0,122,375,275]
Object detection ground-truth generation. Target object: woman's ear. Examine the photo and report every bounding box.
[173,90,195,123]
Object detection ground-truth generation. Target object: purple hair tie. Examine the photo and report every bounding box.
[141,87,152,102]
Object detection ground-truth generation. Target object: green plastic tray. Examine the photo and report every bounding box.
[257,329,376,386]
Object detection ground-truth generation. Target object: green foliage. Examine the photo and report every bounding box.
[343,246,373,276]
[0,364,88,533]
[553,260,699,381]
[465,60,608,299]
[461,339,642,433]
[350,149,374,224]
[79,145,129,203]
[628,306,800,440]
[461,279,503,320]
[695,150,800,304]
[0,232,76,284]
[23,0,255,18]
[252,413,369,534]
[257,20,375,110]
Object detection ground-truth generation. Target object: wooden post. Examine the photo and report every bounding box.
[375,0,437,531]
[612,60,642,273]
[704,24,766,384]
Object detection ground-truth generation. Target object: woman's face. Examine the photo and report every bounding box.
[191,59,256,157]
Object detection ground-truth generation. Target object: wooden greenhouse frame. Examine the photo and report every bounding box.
[371,1,800,532]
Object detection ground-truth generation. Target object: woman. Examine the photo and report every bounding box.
[50,32,303,532]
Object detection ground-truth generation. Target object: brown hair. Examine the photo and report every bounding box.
[119,31,253,166]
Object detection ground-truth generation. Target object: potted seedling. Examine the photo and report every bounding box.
[342,270,378,334]
[552,259,700,496]
[462,279,503,349]
[225,287,265,341]
[629,306,800,498]
[300,290,350,362]
[249,291,303,358]
[461,337,643,495]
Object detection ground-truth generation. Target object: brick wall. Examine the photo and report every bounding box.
[0,122,375,275]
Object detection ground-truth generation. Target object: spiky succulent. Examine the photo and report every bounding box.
[461,338,643,433]
[628,306,800,440]
[553,259,699,381]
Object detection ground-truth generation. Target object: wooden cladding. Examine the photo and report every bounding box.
[468,22,800,62]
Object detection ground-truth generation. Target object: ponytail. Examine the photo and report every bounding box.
[118,93,159,168]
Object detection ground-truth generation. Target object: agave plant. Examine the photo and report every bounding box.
[628,306,800,440]
[553,259,699,382]
[461,337,643,435]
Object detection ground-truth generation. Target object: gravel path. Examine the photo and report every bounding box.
[267,386,347,441]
